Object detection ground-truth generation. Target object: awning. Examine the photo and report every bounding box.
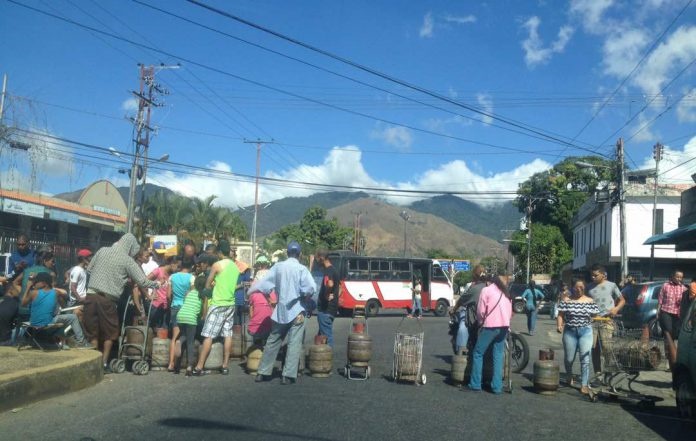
[643,222,696,249]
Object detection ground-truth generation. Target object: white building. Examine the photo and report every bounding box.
[571,176,696,282]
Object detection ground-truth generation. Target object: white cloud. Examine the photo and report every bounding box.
[476,93,494,125]
[570,0,615,34]
[419,12,434,38]
[443,14,477,25]
[638,135,696,183]
[676,88,696,122]
[370,124,414,151]
[628,113,659,143]
[631,25,696,96]
[121,97,138,113]
[601,28,650,78]
[145,145,551,209]
[521,16,574,68]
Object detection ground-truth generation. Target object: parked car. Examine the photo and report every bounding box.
[620,281,668,338]
[674,298,696,420]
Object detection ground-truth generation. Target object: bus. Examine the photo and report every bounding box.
[312,251,453,317]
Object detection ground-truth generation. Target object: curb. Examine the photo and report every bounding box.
[0,348,103,413]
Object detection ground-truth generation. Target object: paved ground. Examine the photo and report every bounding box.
[0,313,693,440]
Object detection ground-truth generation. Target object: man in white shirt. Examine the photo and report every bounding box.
[68,249,92,306]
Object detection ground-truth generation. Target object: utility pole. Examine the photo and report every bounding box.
[351,211,366,255]
[617,138,628,282]
[127,64,178,236]
[0,74,7,124]
[526,199,532,285]
[649,142,664,281]
[399,210,410,257]
[243,139,273,270]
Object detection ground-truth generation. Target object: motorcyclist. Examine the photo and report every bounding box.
[449,265,487,354]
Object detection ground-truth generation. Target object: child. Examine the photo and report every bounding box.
[246,279,277,346]
[22,272,92,349]
[167,263,195,372]
[175,275,208,377]
[410,277,423,319]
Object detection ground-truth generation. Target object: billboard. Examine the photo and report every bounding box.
[150,235,178,256]
[2,198,45,218]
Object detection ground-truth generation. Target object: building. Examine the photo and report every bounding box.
[0,180,127,274]
[645,185,696,253]
[571,174,696,282]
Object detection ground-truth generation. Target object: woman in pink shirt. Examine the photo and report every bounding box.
[466,273,512,394]
[247,280,277,345]
[148,257,179,330]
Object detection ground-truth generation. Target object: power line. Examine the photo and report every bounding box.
[183,0,604,155]
[132,0,601,153]
[5,0,582,158]
[572,0,694,141]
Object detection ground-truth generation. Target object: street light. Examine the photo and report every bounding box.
[399,210,410,257]
[576,139,627,280]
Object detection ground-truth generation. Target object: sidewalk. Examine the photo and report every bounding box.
[0,347,103,413]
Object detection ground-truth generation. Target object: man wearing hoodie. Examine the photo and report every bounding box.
[85,233,160,370]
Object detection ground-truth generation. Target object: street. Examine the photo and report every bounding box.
[1,313,693,441]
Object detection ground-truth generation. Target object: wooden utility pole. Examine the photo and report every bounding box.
[243,139,273,269]
[617,138,628,281]
[649,142,664,281]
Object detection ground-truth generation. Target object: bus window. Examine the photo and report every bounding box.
[370,259,390,280]
[432,265,449,282]
[391,260,410,280]
[347,258,369,280]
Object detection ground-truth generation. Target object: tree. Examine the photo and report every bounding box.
[515,155,617,244]
[507,223,571,278]
[269,205,354,255]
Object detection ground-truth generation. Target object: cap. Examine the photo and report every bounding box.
[287,240,301,256]
[255,255,270,264]
[77,249,92,258]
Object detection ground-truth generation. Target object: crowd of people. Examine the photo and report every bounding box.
[3,232,696,393]
[450,263,695,395]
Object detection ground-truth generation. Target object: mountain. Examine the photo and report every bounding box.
[327,198,504,258]
[409,195,521,240]
[235,191,369,237]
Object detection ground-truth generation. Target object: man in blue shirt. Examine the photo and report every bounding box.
[522,281,545,336]
[255,241,316,385]
[8,234,35,280]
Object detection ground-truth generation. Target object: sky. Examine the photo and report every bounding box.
[1,0,696,210]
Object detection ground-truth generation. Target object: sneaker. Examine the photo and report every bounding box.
[76,342,95,350]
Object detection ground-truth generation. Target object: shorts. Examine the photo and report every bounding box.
[658,312,681,340]
[170,306,181,328]
[82,293,119,341]
[201,306,235,338]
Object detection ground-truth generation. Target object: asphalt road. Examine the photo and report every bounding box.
[1,313,693,441]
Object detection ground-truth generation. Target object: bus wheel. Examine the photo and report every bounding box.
[365,300,380,317]
[433,299,448,317]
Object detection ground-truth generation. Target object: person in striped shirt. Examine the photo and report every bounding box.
[658,270,686,370]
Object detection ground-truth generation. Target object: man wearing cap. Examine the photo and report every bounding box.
[68,249,92,307]
[256,241,316,385]
[194,239,239,376]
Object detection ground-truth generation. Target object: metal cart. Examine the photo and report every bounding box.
[110,295,152,375]
[588,317,665,409]
[345,307,371,380]
[392,317,426,385]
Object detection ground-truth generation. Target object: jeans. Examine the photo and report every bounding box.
[562,325,593,386]
[526,309,537,334]
[257,316,306,379]
[317,311,335,347]
[468,327,508,393]
[179,324,197,369]
[411,298,422,317]
[53,313,87,344]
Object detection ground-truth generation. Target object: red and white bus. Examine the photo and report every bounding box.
[313,251,454,317]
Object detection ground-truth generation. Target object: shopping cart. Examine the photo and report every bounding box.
[588,317,665,408]
[392,317,426,385]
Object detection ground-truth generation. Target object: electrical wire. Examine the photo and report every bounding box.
[4,0,580,158]
[183,0,605,154]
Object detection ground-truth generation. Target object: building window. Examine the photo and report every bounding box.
[655,209,664,235]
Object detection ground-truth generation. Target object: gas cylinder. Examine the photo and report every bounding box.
[150,338,170,368]
[451,351,467,385]
[347,333,372,367]
[533,360,560,395]
[308,343,333,377]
